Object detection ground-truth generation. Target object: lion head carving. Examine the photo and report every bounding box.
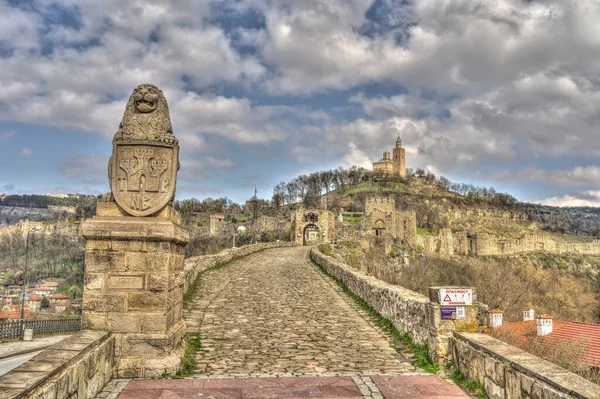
[113,84,177,144]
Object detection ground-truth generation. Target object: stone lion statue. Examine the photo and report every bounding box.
[113,83,178,144]
[103,84,179,203]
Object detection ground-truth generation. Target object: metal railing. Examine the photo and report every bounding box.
[0,318,81,341]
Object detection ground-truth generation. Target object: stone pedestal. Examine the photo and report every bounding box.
[82,202,189,378]
[426,286,479,365]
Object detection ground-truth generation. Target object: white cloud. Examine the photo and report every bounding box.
[1,130,15,140]
[20,148,35,156]
[493,165,600,188]
[0,3,40,51]
[537,191,600,207]
[179,157,235,180]
[3,0,600,202]
[340,143,372,169]
[0,1,265,138]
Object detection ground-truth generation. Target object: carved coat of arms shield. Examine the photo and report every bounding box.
[111,140,178,216]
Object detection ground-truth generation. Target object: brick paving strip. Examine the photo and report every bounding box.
[99,375,471,398]
[101,246,471,398]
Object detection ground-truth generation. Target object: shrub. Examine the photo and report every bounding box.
[318,244,333,256]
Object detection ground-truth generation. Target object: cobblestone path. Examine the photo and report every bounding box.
[183,246,416,377]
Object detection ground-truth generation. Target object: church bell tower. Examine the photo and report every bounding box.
[392,134,406,177]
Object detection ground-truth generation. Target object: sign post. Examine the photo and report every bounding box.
[426,286,478,365]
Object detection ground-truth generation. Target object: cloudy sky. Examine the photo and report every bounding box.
[2,0,600,206]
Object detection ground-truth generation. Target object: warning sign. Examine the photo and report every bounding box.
[440,289,472,306]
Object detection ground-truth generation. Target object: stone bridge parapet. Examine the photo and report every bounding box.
[0,331,114,399]
[452,332,600,399]
[310,248,430,345]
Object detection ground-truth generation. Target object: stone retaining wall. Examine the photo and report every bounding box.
[183,242,299,293]
[310,248,430,344]
[451,332,600,399]
[0,330,114,399]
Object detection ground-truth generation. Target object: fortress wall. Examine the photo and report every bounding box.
[333,222,361,241]
[0,331,114,399]
[209,214,231,236]
[453,232,469,255]
[452,332,600,399]
[311,248,430,345]
[415,229,457,256]
[244,215,288,232]
[470,234,600,256]
[417,231,600,257]
[183,242,299,294]
[2,219,82,237]
[443,208,528,222]
[397,210,417,243]
[555,240,600,255]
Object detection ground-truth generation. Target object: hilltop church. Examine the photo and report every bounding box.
[372,135,406,177]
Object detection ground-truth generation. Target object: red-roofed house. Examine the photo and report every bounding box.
[32,286,53,296]
[2,294,18,306]
[49,293,71,313]
[1,304,30,319]
[488,308,600,369]
[25,294,43,312]
[6,285,22,294]
[45,281,60,292]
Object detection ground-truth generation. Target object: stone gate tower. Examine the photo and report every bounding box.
[82,84,189,378]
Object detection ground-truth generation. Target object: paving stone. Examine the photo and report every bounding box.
[183,246,413,376]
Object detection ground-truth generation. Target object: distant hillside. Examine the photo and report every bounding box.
[0,194,99,224]
[324,178,597,242]
[272,165,600,240]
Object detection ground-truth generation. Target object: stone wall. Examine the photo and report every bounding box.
[244,215,289,233]
[310,248,430,345]
[473,233,600,256]
[183,242,299,293]
[0,219,80,237]
[442,208,528,223]
[333,222,361,241]
[0,331,114,399]
[209,213,229,236]
[453,232,469,255]
[416,228,457,256]
[417,231,600,257]
[451,332,600,399]
[397,210,417,243]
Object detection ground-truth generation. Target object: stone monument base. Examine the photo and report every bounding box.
[82,202,189,377]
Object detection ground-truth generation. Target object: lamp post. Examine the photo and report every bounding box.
[20,225,41,339]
